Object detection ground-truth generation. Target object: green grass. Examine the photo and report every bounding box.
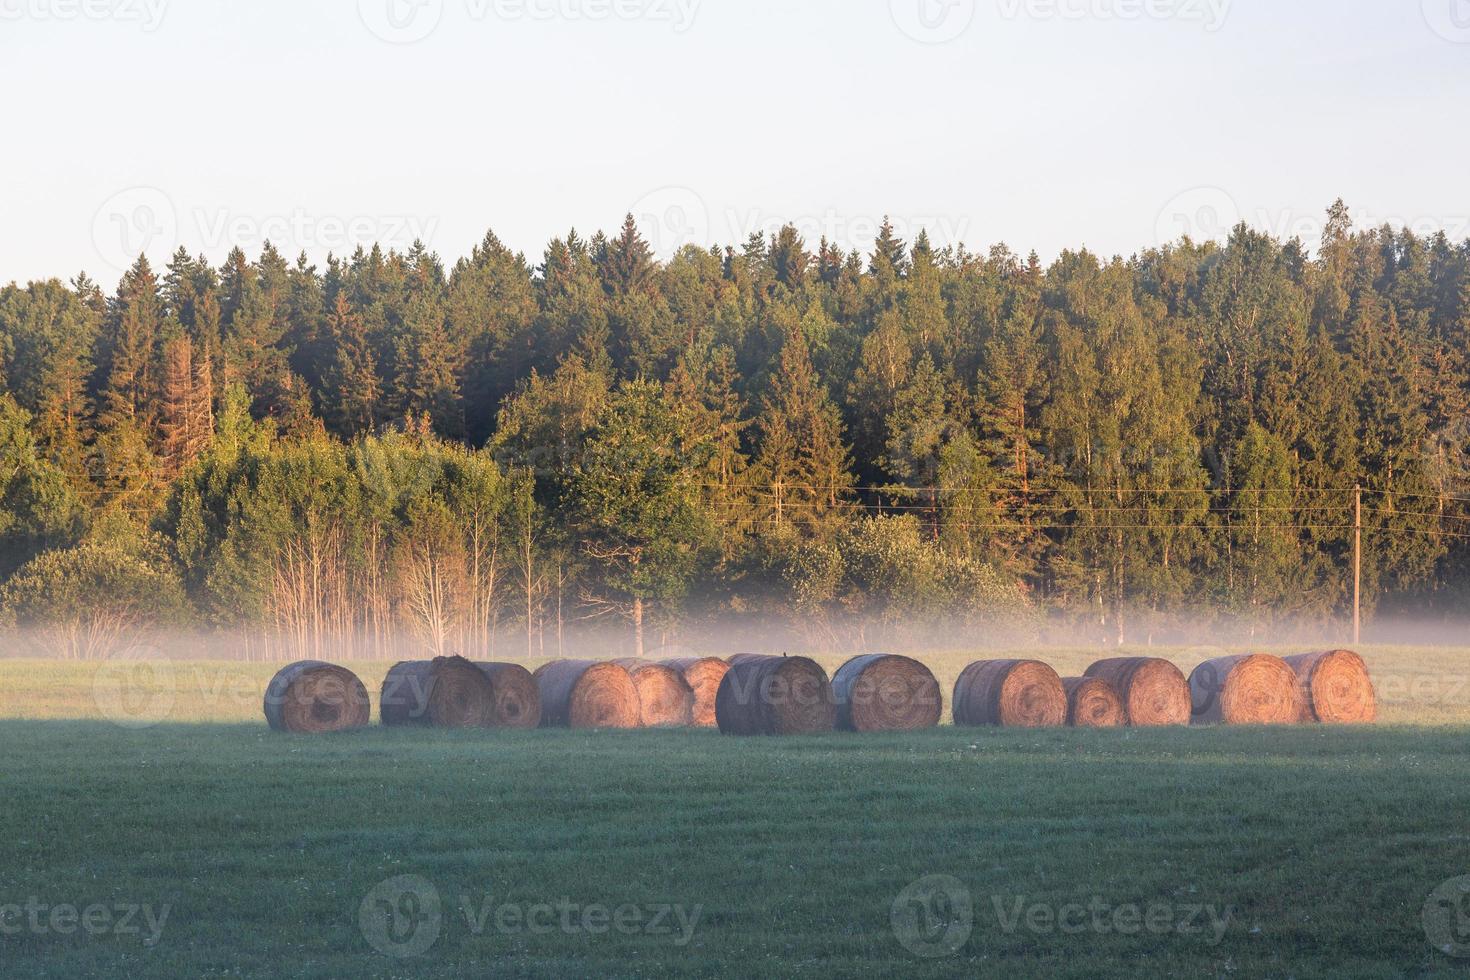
[2,648,1469,978]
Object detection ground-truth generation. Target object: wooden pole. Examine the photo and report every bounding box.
[1353,484,1362,646]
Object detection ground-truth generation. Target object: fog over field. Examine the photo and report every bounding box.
[4,3,1470,976]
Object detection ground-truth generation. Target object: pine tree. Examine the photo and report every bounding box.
[321,294,380,438]
[159,336,193,473]
[978,291,1050,576]
[163,247,203,332]
[753,325,852,532]
[881,353,951,537]
[902,233,948,357]
[1313,199,1355,347]
[0,279,99,481]
[285,252,326,396]
[394,292,463,438]
[667,340,751,554]
[0,395,85,577]
[220,247,296,420]
[159,336,214,475]
[816,237,844,287]
[767,224,810,290]
[96,256,164,429]
[1226,422,1313,631]
[846,313,913,482]
[870,217,908,277]
[451,230,540,441]
[600,214,657,295]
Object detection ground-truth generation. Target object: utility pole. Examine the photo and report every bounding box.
[1353,484,1362,646]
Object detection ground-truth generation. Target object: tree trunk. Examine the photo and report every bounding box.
[556,559,565,658]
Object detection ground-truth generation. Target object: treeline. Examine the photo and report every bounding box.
[1,201,1468,658]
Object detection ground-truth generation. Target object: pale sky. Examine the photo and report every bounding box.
[2,0,1468,285]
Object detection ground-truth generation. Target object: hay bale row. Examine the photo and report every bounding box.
[615,659,695,727]
[831,654,942,732]
[266,651,1376,733]
[1284,650,1377,723]
[382,656,498,728]
[956,651,1373,730]
[533,660,641,729]
[1184,651,1376,726]
[1062,677,1125,728]
[263,661,372,733]
[1188,654,1301,725]
[954,659,1067,727]
[265,657,540,733]
[716,654,837,736]
[660,657,730,727]
[476,663,543,729]
[1085,657,1193,727]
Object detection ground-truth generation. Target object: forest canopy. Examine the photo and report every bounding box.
[1,201,1467,658]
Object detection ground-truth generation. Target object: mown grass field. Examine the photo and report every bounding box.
[2,647,1469,978]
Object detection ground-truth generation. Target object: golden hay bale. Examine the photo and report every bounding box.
[475,662,542,729]
[532,660,642,729]
[1084,657,1191,727]
[715,654,836,736]
[380,656,497,728]
[613,659,694,727]
[1188,654,1302,726]
[831,654,942,732]
[1283,650,1377,724]
[953,660,1066,728]
[263,661,371,734]
[659,657,730,728]
[1061,676,1125,728]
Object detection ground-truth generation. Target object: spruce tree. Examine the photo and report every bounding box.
[321,293,380,438]
[96,255,164,429]
[753,325,852,531]
[847,313,913,483]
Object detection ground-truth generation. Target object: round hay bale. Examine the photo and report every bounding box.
[263,660,371,733]
[715,654,836,736]
[952,660,1066,728]
[832,654,942,732]
[614,659,694,727]
[1283,650,1376,724]
[659,657,730,728]
[475,663,542,729]
[1189,654,1302,726]
[533,660,641,729]
[380,656,497,728]
[1084,657,1191,727]
[1062,676,1125,728]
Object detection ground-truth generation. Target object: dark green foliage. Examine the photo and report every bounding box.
[0,395,85,576]
[2,202,1469,646]
[567,380,715,652]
